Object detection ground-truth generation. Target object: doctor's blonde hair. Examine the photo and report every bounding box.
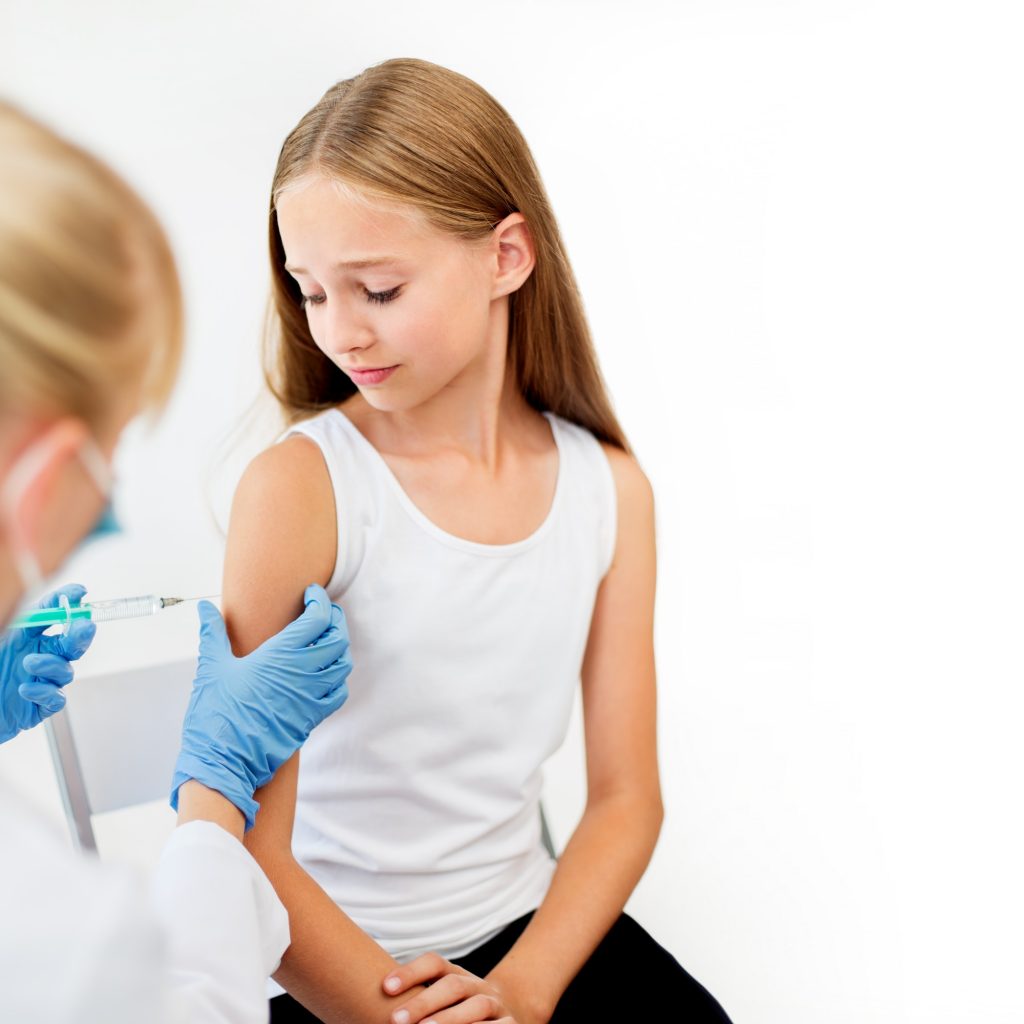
[263,57,629,452]
[0,101,183,432]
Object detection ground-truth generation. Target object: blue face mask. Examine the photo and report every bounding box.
[76,439,121,546]
[83,498,122,543]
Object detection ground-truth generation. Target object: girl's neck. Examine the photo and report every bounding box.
[341,378,546,470]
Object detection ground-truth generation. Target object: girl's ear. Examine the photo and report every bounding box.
[492,212,536,297]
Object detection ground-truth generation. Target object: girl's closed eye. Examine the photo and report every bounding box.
[300,286,402,310]
[364,285,401,305]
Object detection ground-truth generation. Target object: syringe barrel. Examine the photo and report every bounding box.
[85,594,162,622]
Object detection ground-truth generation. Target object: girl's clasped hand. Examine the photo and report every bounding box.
[380,954,539,1024]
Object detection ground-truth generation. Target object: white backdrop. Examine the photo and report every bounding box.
[1,2,1022,1021]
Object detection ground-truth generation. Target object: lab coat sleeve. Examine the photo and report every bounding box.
[150,819,290,1024]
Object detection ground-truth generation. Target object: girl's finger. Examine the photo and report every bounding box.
[391,971,481,1024]
[384,952,457,996]
[418,992,501,1024]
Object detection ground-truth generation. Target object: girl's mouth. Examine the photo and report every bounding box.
[348,365,398,385]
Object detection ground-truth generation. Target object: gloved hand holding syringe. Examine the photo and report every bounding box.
[1,584,210,745]
[7,592,216,635]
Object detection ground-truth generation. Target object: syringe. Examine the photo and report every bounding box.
[7,594,204,634]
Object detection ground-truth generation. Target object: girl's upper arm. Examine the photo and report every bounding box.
[221,434,337,654]
[221,434,337,848]
[579,444,662,810]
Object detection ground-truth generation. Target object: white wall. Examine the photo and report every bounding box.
[2,2,1023,1020]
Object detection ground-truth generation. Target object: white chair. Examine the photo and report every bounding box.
[44,656,197,852]
[539,802,557,858]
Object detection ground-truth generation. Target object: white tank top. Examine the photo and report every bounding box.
[280,406,617,963]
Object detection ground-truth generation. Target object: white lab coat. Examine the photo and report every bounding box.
[0,783,288,1023]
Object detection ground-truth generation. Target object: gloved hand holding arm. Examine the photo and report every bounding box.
[145,583,353,1024]
[169,582,352,830]
[0,583,96,745]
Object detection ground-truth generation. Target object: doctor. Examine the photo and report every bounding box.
[0,102,350,1021]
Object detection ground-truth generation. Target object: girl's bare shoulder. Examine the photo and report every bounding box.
[237,432,333,499]
[597,441,654,510]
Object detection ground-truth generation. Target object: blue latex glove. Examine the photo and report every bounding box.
[0,583,96,745]
[170,584,352,830]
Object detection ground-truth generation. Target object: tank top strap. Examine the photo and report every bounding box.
[546,412,618,580]
[278,408,380,598]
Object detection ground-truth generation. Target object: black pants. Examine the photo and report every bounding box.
[270,908,734,1022]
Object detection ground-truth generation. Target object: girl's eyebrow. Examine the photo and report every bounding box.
[285,256,406,274]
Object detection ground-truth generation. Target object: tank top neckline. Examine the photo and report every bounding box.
[328,406,566,557]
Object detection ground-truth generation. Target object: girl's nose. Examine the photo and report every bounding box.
[323,306,373,358]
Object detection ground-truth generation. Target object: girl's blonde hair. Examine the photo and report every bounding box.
[0,101,183,432]
[264,57,629,452]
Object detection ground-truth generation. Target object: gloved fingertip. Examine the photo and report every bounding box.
[44,694,66,716]
[66,619,96,657]
[197,600,224,630]
[287,584,330,638]
[196,600,229,649]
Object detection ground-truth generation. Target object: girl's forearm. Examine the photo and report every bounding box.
[487,792,664,1021]
[259,852,429,1023]
[175,780,245,840]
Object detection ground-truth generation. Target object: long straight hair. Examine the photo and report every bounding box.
[263,58,630,453]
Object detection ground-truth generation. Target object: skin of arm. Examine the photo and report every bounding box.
[224,436,430,1023]
[481,445,664,1023]
[175,780,245,840]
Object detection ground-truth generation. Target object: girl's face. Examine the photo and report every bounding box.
[275,176,498,412]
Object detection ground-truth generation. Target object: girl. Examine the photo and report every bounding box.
[224,58,734,1024]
